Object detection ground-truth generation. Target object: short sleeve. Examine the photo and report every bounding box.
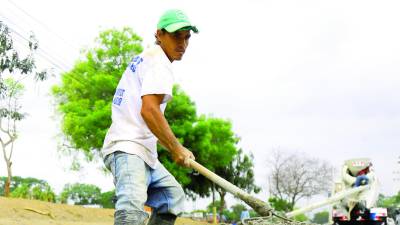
[140,64,174,103]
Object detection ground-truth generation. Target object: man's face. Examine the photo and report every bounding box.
[157,29,191,62]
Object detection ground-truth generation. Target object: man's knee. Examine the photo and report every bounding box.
[114,210,148,225]
[175,186,186,205]
[168,185,186,215]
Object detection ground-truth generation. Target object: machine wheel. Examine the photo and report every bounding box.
[369,219,387,225]
[332,221,350,225]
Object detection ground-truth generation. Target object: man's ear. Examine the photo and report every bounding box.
[156,30,165,37]
[156,29,164,41]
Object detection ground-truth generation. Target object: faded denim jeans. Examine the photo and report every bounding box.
[104,151,185,225]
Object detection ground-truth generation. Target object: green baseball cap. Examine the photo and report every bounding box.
[157,9,199,33]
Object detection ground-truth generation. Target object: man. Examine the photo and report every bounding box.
[102,9,198,225]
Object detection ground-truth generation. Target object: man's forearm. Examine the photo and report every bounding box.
[141,105,180,152]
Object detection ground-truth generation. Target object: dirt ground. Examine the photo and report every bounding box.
[0,197,211,225]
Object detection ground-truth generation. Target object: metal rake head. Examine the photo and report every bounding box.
[238,215,318,225]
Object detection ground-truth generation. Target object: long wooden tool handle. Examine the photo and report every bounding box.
[188,158,273,216]
[188,159,250,198]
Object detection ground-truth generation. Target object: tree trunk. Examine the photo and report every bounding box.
[4,160,12,197]
[211,183,217,223]
[218,191,226,219]
[212,183,215,205]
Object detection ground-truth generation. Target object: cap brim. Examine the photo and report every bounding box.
[165,22,199,33]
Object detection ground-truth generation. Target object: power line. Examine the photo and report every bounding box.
[0,12,96,88]
[0,14,70,71]
[6,0,80,50]
[0,6,77,70]
[4,25,89,91]
[3,25,89,92]
[8,25,69,71]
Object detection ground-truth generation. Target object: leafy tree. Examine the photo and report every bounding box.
[1,21,47,196]
[207,200,222,213]
[378,192,400,208]
[268,197,293,212]
[249,209,259,218]
[0,176,35,194]
[60,183,101,205]
[53,27,240,200]
[312,211,329,224]
[10,183,30,198]
[0,78,24,196]
[11,182,55,202]
[267,198,309,222]
[267,149,334,209]
[206,200,230,222]
[228,203,248,222]
[293,213,309,222]
[0,176,55,202]
[31,184,56,202]
[52,27,143,162]
[214,149,260,215]
[0,22,47,94]
[378,192,400,218]
[161,114,239,199]
[99,190,115,208]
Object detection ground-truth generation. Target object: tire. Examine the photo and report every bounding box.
[333,221,350,225]
[369,218,387,225]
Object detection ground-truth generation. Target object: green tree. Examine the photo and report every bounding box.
[161,114,239,199]
[11,182,55,202]
[229,203,247,222]
[268,197,293,212]
[312,211,329,224]
[10,183,30,198]
[1,21,47,197]
[268,197,309,222]
[249,209,259,218]
[1,176,56,202]
[207,200,222,212]
[53,27,240,200]
[52,27,143,162]
[60,183,101,205]
[214,149,260,215]
[99,190,115,208]
[31,184,56,202]
[0,22,47,94]
[0,78,25,197]
[0,176,39,194]
[206,200,230,222]
[293,213,309,222]
[378,192,400,208]
[378,192,400,218]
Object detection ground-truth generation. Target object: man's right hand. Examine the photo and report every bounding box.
[170,145,195,168]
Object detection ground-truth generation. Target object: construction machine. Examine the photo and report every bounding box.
[330,158,387,225]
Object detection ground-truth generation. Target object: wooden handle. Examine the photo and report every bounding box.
[187,158,250,197]
[187,158,273,217]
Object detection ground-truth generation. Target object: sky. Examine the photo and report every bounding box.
[0,0,400,212]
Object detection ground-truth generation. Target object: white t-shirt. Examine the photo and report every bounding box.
[101,45,174,168]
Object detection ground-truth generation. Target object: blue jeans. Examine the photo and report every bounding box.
[104,151,185,225]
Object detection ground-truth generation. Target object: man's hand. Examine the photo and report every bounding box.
[170,145,195,168]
